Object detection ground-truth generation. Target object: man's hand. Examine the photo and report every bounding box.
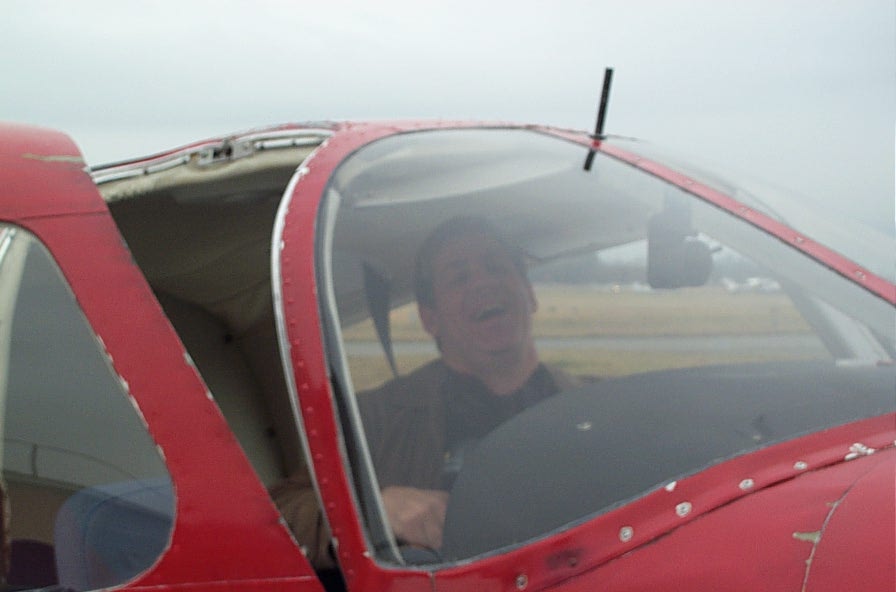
[381,486,449,550]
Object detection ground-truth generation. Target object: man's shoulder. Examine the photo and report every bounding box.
[543,363,582,391]
[358,359,447,409]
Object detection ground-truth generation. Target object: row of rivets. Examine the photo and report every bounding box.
[845,442,876,461]
[514,442,876,591]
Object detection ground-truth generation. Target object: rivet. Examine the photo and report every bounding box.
[794,461,808,471]
[739,479,755,491]
[619,526,634,542]
[845,442,875,461]
[515,574,528,590]
[664,481,677,492]
[675,502,692,517]
[793,235,805,244]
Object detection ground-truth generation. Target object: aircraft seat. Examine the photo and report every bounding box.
[53,479,173,591]
[155,292,286,485]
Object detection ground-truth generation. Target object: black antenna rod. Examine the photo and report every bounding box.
[584,67,614,171]
[593,67,614,139]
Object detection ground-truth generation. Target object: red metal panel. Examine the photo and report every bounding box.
[276,121,437,592]
[804,451,896,592]
[548,449,894,592]
[0,123,321,591]
[0,122,105,220]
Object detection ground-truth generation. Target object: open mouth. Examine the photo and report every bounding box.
[474,305,507,322]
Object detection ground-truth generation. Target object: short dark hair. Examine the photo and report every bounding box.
[413,216,527,307]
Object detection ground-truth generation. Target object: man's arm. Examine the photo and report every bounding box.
[381,486,449,550]
[269,468,334,569]
[271,473,449,567]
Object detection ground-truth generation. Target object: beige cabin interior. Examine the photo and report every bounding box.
[100,140,323,486]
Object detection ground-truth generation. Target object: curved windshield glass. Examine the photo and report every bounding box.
[608,137,896,283]
[319,128,895,563]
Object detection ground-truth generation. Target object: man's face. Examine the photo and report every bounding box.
[418,231,536,371]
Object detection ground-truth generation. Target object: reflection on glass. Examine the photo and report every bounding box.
[323,129,895,563]
[0,226,172,590]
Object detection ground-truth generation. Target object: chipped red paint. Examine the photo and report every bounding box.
[543,448,896,592]
[804,451,895,591]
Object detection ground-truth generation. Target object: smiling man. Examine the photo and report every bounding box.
[416,216,539,394]
[271,216,575,564]
[356,217,577,553]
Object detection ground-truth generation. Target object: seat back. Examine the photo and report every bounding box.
[54,479,174,591]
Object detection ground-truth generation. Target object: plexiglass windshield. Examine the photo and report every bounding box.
[319,128,895,564]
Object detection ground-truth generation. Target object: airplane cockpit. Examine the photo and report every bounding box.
[317,128,895,564]
[1,123,893,590]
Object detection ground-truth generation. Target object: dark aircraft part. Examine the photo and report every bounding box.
[584,67,614,171]
[647,200,714,288]
[363,261,398,378]
[594,67,614,140]
[441,361,896,560]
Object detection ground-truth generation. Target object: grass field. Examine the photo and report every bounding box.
[342,284,824,390]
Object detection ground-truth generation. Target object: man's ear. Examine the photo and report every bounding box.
[418,303,439,337]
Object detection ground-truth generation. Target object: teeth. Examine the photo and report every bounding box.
[476,306,504,320]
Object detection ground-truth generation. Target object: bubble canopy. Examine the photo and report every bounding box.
[315,128,895,564]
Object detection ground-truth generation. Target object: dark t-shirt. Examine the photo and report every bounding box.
[442,364,558,488]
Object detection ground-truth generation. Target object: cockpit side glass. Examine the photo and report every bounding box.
[0,226,173,591]
[320,129,896,564]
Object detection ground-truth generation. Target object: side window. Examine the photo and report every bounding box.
[0,226,173,591]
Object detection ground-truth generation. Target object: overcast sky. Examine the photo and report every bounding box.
[3,0,894,232]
